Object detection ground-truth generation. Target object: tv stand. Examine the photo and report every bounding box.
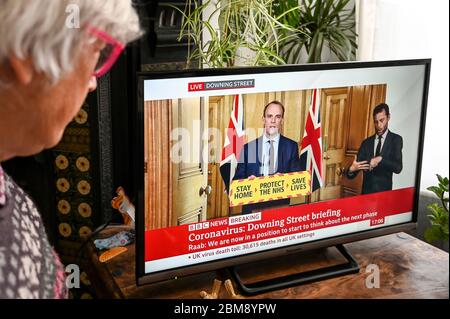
[229,244,360,295]
[81,228,448,299]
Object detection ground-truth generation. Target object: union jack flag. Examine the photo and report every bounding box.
[300,89,323,193]
[220,95,245,192]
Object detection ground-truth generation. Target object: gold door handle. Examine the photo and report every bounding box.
[199,185,212,196]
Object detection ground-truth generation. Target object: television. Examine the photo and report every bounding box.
[135,59,431,293]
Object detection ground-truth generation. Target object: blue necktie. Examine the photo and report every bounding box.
[269,140,275,175]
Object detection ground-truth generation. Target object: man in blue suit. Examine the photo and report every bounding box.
[233,101,303,214]
[346,103,403,194]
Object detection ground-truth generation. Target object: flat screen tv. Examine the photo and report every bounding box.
[135,59,431,293]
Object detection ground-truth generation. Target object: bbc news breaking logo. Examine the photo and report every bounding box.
[188,79,255,92]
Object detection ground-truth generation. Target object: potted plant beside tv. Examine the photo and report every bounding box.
[424,175,449,245]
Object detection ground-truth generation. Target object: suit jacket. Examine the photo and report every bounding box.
[233,135,303,213]
[234,135,302,180]
[346,130,403,194]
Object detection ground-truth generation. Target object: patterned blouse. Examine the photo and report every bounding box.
[0,164,67,298]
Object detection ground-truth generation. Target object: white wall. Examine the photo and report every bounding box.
[356,0,449,192]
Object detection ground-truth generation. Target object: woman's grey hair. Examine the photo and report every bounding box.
[0,0,142,84]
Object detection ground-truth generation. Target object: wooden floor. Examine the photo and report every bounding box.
[84,228,449,299]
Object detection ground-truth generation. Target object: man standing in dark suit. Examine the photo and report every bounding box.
[346,103,403,194]
[234,101,303,213]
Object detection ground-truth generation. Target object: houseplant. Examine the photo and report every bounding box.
[424,175,449,244]
[275,0,357,63]
[173,0,302,68]
[174,0,357,67]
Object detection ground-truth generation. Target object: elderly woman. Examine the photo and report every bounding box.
[0,0,141,298]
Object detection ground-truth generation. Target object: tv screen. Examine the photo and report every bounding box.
[135,59,430,286]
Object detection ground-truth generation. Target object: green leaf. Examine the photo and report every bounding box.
[424,226,440,243]
[427,186,444,198]
[436,174,449,193]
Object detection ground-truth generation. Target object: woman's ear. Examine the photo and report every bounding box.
[8,55,34,85]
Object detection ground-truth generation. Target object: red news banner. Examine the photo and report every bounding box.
[145,187,414,261]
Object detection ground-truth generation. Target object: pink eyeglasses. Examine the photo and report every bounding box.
[87,26,125,78]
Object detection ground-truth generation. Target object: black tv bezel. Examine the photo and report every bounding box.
[135,59,431,286]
